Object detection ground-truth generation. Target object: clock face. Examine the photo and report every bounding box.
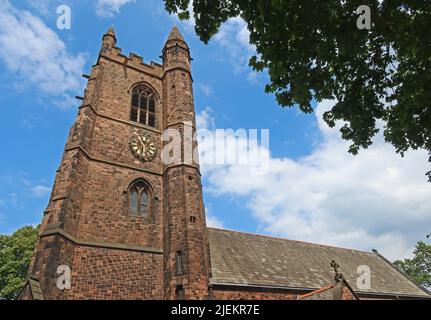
[130,134,157,162]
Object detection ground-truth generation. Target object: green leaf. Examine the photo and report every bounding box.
[162,0,431,179]
[0,225,39,300]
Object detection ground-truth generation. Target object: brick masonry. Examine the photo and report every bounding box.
[20,27,210,300]
[210,287,300,300]
[19,27,419,301]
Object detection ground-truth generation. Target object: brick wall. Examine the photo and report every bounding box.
[22,29,168,300]
[23,27,211,300]
[161,29,210,300]
[68,245,163,300]
[211,287,301,300]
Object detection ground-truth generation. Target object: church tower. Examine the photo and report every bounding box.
[162,27,210,300]
[19,27,210,300]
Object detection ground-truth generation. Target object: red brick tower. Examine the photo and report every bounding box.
[162,27,210,300]
[18,27,210,300]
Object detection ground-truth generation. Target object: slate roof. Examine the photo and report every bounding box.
[208,228,431,298]
[28,278,44,300]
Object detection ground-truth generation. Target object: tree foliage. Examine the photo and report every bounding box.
[0,225,39,300]
[394,241,431,291]
[164,0,430,176]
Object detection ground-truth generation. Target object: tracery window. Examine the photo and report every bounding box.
[129,180,151,218]
[131,84,156,127]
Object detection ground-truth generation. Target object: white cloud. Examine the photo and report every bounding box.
[169,4,259,82]
[25,0,51,16]
[196,107,215,130]
[212,17,258,80]
[199,83,213,97]
[169,1,195,32]
[96,0,135,17]
[206,214,224,229]
[199,100,431,261]
[31,185,51,198]
[203,202,225,228]
[9,193,18,206]
[25,0,65,17]
[0,0,87,108]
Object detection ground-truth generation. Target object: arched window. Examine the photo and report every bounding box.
[128,180,151,218]
[130,84,156,127]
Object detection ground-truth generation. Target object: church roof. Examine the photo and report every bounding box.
[17,277,44,300]
[207,228,431,298]
[297,279,359,300]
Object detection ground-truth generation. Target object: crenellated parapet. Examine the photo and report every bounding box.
[97,28,164,79]
[20,26,209,301]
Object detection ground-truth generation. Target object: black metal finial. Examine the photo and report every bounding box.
[330,260,344,283]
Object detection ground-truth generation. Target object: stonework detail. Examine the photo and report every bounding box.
[19,27,430,301]
[22,26,210,300]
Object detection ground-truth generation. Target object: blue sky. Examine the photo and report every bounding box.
[0,0,430,261]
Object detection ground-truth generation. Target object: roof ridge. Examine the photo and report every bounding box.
[207,227,376,255]
[297,284,334,299]
[208,227,431,298]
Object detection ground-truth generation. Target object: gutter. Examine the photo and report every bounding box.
[210,281,431,299]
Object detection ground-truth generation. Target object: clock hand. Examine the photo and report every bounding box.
[138,136,149,154]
